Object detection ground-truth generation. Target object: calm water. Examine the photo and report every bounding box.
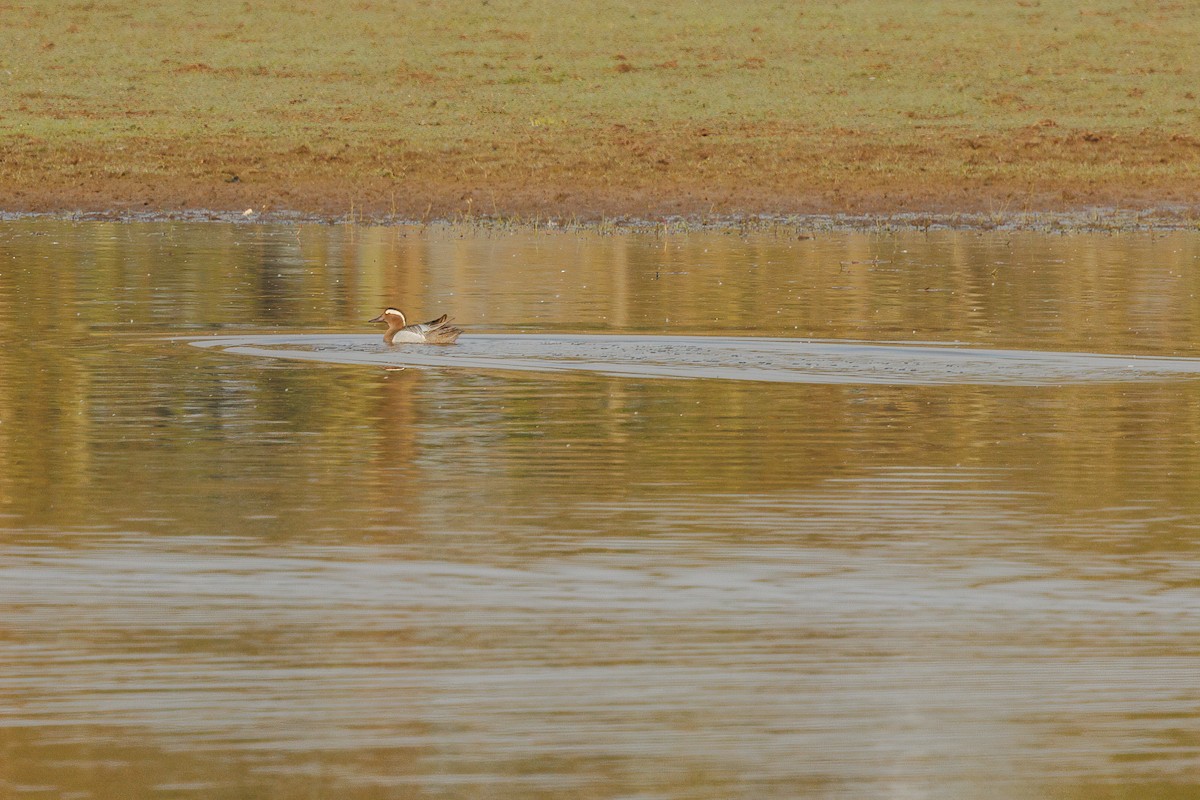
[1,220,1198,799]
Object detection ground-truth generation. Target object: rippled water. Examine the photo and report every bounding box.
[192,332,1200,384]
[1,220,1199,799]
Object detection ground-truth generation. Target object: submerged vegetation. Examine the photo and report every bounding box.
[2,0,1199,220]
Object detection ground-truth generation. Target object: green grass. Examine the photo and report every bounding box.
[2,0,1199,216]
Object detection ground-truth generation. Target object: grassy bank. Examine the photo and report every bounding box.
[2,0,1199,219]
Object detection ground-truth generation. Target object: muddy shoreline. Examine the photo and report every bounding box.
[5,164,1199,231]
[5,202,1199,234]
[6,128,1200,232]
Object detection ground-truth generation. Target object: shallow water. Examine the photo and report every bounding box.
[1,220,1199,799]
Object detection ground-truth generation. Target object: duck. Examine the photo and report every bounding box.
[368,307,463,344]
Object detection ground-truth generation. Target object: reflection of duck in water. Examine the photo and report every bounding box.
[368,307,464,345]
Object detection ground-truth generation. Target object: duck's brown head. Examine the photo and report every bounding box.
[368,308,407,327]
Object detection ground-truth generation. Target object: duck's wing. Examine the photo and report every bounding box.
[402,314,462,344]
[423,321,463,344]
[399,314,445,336]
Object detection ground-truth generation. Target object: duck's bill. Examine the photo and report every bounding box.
[367,314,385,323]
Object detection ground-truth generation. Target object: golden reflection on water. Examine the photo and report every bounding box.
[1,221,1199,799]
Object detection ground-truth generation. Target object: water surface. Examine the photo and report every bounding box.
[1,221,1199,799]
[190,331,1200,385]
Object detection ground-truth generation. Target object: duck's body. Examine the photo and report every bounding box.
[369,307,463,345]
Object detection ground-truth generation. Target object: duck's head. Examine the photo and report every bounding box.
[368,307,406,327]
